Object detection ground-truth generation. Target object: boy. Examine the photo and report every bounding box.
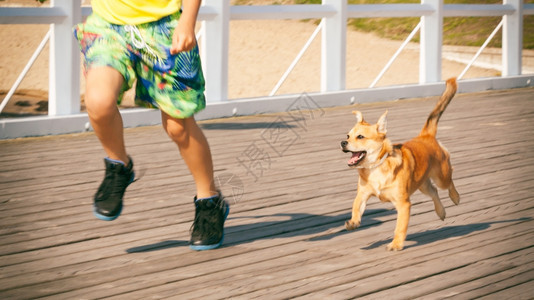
[74,0,228,251]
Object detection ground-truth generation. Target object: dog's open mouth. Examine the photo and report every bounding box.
[347,151,366,167]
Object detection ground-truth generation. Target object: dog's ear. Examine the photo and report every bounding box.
[377,110,388,134]
[352,111,363,124]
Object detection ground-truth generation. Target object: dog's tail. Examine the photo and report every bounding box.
[420,77,457,137]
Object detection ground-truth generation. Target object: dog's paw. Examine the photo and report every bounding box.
[435,205,446,221]
[386,241,404,251]
[345,220,360,231]
[450,190,460,205]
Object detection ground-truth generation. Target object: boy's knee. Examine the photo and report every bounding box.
[165,123,189,144]
[85,90,118,121]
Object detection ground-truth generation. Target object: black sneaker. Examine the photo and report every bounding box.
[93,157,135,221]
[189,193,229,251]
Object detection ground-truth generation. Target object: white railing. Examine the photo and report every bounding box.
[0,0,533,139]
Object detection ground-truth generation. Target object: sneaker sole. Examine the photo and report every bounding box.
[93,204,122,221]
[189,203,230,251]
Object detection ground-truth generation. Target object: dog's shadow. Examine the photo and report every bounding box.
[125,209,392,253]
[224,209,393,246]
[361,217,532,250]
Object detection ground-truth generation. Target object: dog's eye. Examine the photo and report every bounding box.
[357,135,365,139]
[346,135,350,139]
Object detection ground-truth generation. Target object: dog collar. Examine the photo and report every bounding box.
[368,152,389,169]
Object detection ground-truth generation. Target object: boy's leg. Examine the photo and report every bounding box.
[85,66,134,221]
[85,66,129,165]
[161,112,216,198]
[161,112,228,250]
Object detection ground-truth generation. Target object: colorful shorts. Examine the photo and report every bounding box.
[74,12,205,119]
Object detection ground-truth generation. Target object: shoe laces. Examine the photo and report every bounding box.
[96,165,134,201]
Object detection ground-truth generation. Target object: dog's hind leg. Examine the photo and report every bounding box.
[447,180,460,205]
[434,153,460,206]
[419,179,446,221]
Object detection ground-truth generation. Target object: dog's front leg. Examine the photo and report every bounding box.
[346,189,371,231]
[387,199,411,251]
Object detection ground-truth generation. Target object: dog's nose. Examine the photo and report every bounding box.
[341,141,348,148]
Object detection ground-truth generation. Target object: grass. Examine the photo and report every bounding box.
[345,0,534,49]
[237,0,534,49]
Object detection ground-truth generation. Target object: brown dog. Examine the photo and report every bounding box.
[341,78,460,251]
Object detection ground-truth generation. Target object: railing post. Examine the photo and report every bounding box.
[321,0,346,92]
[420,0,442,84]
[49,0,81,116]
[201,0,229,103]
[502,0,523,76]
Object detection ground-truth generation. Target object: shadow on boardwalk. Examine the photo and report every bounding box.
[363,217,532,250]
[126,209,395,253]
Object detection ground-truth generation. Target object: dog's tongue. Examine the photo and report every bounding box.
[349,152,364,165]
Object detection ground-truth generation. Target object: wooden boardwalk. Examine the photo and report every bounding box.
[0,87,533,299]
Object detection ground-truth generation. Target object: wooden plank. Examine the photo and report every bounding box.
[2,151,530,256]
[476,281,534,300]
[354,249,534,299]
[424,264,534,298]
[0,166,530,274]
[0,88,532,299]
[289,231,533,299]
[2,185,532,298]
[0,152,528,272]
[97,219,534,299]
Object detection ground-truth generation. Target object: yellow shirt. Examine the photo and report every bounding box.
[92,0,181,25]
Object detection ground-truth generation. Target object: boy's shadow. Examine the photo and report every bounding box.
[126,240,189,253]
[224,209,394,246]
[126,212,529,253]
[125,209,393,253]
[361,217,531,250]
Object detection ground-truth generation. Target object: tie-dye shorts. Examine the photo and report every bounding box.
[74,12,205,119]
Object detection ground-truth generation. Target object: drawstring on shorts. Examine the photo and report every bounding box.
[124,24,159,59]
